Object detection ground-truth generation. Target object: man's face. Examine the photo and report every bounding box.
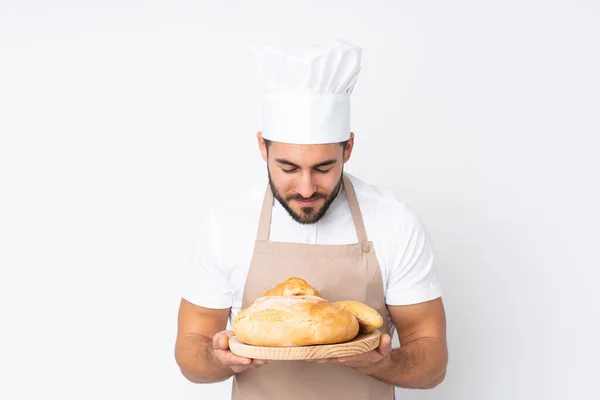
[259,134,353,224]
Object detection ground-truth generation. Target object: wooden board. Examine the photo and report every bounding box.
[229,331,381,360]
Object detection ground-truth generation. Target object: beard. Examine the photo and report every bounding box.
[267,167,343,225]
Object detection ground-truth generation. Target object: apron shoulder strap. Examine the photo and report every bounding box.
[342,174,369,244]
[256,184,273,241]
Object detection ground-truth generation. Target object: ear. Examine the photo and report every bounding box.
[343,132,355,163]
[257,131,268,162]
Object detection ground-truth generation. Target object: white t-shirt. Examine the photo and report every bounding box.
[183,173,442,328]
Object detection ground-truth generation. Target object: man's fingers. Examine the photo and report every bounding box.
[231,366,248,373]
[219,350,252,366]
[210,332,270,373]
[230,359,268,373]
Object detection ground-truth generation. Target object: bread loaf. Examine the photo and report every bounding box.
[262,277,321,297]
[232,295,359,347]
[233,277,384,347]
[332,300,384,333]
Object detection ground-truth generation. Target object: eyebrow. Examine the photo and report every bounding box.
[275,158,338,169]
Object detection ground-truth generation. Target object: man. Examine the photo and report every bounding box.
[175,40,448,399]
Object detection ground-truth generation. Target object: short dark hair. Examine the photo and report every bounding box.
[263,138,349,150]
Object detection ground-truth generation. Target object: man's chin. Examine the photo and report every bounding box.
[289,206,323,224]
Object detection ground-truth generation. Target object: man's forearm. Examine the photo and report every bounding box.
[370,338,447,389]
[175,334,233,384]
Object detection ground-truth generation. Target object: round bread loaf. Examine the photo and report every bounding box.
[332,300,384,333]
[233,296,359,347]
[262,277,321,297]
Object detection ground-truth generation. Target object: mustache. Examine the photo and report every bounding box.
[286,193,328,202]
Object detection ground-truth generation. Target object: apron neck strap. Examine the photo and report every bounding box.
[342,174,369,243]
[256,184,274,242]
[256,174,369,243]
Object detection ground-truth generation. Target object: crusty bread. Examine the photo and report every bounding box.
[262,277,321,297]
[333,300,384,334]
[233,295,359,347]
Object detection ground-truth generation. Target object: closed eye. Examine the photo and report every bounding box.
[282,168,331,174]
[275,158,337,174]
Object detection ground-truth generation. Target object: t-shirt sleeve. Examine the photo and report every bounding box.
[182,209,232,309]
[385,204,443,306]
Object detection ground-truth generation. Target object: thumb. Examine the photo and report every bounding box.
[212,332,230,350]
[377,334,392,356]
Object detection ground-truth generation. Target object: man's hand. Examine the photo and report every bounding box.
[175,301,268,383]
[311,333,393,375]
[211,331,268,374]
[316,299,448,389]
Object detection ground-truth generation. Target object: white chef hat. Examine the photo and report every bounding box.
[252,39,362,144]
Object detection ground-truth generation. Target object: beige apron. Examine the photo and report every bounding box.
[231,174,395,400]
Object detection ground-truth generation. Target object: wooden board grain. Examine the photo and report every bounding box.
[229,331,381,360]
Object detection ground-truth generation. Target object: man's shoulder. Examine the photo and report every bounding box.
[205,179,265,217]
[346,173,409,213]
[346,172,426,236]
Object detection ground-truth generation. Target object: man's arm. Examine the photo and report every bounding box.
[322,297,447,389]
[370,298,448,388]
[174,298,266,383]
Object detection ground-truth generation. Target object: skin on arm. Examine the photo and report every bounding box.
[316,297,447,389]
[174,298,267,384]
[377,297,448,388]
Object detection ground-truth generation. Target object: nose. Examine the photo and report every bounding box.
[296,172,317,199]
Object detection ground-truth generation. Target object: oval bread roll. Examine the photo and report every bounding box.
[333,300,384,333]
[233,296,359,347]
[262,277,321,297]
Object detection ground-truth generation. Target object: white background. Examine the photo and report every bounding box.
[1,1,599,399]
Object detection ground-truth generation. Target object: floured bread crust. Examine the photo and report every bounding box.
[233,296,359,347]
[332,300,384,333]
[262,277,321,297]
